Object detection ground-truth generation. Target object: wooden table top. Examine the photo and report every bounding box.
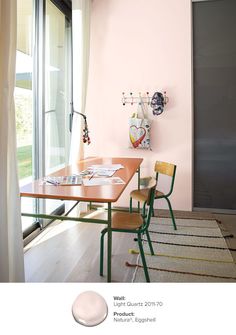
[20,157,143,203]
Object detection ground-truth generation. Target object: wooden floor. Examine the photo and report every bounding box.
[24,208,236,282]
[24,208,138,282]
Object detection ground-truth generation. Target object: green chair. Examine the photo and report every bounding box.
[99,180,156,282]
[130,161,177,230]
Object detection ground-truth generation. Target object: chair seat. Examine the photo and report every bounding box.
[111,212,143,230]
[90,211,143,230]
[130,188,164,202]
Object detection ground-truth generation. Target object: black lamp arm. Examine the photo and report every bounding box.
[69,103,91,144]
[73,110,87,122]
[69,102,87,131]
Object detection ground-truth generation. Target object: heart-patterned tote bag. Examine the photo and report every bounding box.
[129,98,151,149]
[129,117,151,149]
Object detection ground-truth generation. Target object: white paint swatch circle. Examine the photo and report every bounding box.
[72,291,108,327]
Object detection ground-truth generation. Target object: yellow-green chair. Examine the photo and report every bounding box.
[130,161,177,230]
[99,180,156,282]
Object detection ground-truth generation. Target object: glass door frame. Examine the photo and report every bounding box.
[22,0,72,240]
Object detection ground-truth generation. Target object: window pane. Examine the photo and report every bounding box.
[45,0,70,174]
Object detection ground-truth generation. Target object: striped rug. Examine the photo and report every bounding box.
[128,217,236,282]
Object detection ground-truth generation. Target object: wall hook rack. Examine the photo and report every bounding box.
[122,91,169,106]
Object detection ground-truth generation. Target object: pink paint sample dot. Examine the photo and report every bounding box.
[72,291,108,327]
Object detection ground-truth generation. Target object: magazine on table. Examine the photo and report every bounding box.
[44,175,83,186]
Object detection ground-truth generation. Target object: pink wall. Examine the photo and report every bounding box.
[84,0,193,210]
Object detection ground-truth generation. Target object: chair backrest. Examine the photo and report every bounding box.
[154,161,176,177]
[154,161,176,196]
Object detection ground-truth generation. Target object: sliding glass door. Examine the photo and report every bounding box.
[15,0,72,238]
[44,0,72,216]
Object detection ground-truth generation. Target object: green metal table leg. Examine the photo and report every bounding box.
[100,229,107,276]
[137,167,140,212]
[107,202,112,282]
[129,197,133,213]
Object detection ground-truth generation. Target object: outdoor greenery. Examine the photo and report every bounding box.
[17,145,32,179]
[15,90,32,143]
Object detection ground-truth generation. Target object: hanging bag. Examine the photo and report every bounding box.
[129,98,151,149]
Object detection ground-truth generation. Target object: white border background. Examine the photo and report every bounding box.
[0,283,235,334]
